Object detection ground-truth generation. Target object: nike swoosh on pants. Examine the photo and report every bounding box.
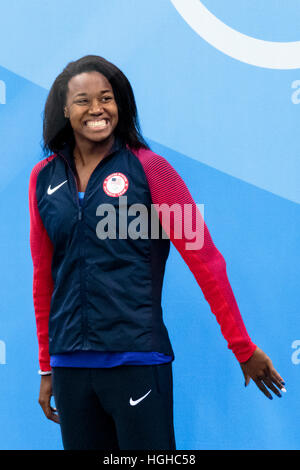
[129,389,152,406]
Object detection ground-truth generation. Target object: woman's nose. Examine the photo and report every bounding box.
[89,99,103,113]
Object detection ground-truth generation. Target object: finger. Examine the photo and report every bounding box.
[261,377,282,398]
[39,400,59,423]
[270,369,286,387]
[240,364,251,387]
[46,406,60,424]
[253,379,273,400]
[38,399,49,417]
[49,404,60,423]
[269,372,287,392]
[50,410,60,424]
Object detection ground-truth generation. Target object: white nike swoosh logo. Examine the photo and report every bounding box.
[129,389,152,406]
[47,180,68,195]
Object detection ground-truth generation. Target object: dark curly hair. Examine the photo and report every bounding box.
[41,55,150,157]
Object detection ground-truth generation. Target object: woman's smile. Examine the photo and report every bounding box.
[64,71,119,146]
[84,118,110,130]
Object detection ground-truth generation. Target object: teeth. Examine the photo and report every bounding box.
[86,120,108,127]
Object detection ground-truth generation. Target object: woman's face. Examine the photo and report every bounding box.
[64,71,119,145]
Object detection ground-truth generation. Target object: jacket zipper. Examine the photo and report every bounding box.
[58,153,88,347]
[58,152,82,219]
[58,144,119,349]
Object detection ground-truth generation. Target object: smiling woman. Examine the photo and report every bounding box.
[42,55,149,158]
[29,54,285,451]
[42,55,149,194]
[62,71,120,190]
[64,72,119,148]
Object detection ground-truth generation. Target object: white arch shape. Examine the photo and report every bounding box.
[170,0,300,69]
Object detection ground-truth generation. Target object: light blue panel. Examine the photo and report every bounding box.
[0,0,299,450]
[0,66,48,193]
[0,0,298,201]
[155,141,300,450]
[0,0,170,89]
[0,162,62,450]
[201,0,300,40]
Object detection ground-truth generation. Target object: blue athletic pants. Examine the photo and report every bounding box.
[52,362,176,450]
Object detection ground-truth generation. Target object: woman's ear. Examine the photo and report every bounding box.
[64,107,69,118]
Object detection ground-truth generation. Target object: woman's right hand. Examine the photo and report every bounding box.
[38,375,60,424]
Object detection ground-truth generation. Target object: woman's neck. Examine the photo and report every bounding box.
[73,134,115,167]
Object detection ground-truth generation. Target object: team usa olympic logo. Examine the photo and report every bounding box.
[103,172,129,197]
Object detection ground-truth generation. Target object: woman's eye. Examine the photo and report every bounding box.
[75,96,112,104]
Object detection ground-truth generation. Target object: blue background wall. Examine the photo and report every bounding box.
[0,0,299,449]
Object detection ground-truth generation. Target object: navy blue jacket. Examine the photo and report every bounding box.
[29,138,256,371]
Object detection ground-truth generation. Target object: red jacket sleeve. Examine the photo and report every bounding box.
[132,148,256,363]
[28,159,55,371]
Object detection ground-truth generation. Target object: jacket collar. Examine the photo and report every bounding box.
[57,136,124,170]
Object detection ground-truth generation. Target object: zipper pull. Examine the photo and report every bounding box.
[78,206,82,220]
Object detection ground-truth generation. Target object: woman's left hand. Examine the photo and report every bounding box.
[240,346,286,399]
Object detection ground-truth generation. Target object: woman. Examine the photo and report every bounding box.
[29,55,286,450]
